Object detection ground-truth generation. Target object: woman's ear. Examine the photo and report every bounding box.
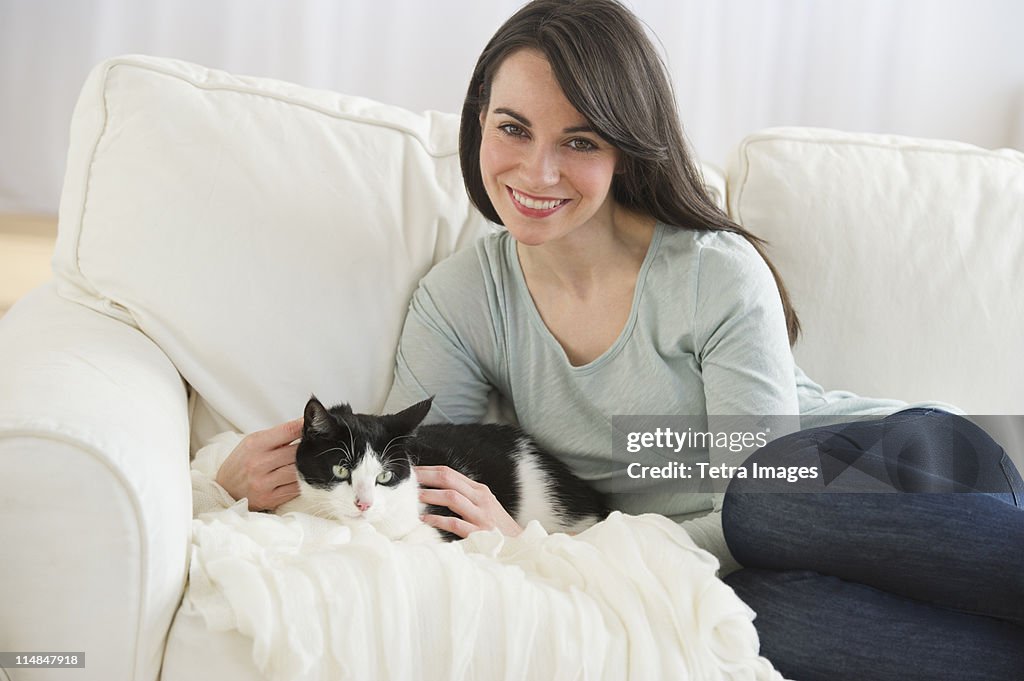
[478,85,488,129]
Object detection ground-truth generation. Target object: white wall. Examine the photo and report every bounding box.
[2,0,1023,214]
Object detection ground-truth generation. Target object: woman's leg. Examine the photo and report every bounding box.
[721,409,1024,678]
[726,489,1024,624]
[724,568,1024,681]
[724,409,1024,624]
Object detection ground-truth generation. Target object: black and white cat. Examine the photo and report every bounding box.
[277,395,608,543]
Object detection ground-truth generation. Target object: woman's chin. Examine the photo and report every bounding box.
[501,218,567,247]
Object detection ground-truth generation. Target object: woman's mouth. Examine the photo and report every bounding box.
[508,187,569,217]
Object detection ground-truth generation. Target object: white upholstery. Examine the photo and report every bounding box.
[0,282,191,681]
[53,55,493,450]
[727,127,1024,413]
[1,55,1021,681]
[7,54,492,681]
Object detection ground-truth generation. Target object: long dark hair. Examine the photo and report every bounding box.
[459,0,801,345]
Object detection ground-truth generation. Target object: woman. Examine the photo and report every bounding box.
[216,1,1024,678]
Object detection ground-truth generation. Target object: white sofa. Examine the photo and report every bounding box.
[1,55,1022,681]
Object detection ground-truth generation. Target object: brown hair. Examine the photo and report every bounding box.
[459,0,801,344]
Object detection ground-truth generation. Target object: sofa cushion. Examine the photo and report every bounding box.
[726,127,1024,413]
[53,55,493,438]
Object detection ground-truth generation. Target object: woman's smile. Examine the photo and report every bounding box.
[507,186,570,216]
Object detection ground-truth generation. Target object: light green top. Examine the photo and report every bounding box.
[384,223,922,572]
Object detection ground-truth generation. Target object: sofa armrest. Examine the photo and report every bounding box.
[0,283,191,681]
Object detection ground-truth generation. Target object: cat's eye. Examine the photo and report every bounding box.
[332,465,350,480]
[376,471,394,484]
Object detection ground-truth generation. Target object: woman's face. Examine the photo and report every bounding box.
[478,49,620,247]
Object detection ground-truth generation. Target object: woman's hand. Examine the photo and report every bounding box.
[216,418,304,511]
[415,465,524,539]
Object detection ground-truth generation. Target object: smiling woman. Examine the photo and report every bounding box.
[477,50,622,247]
[474,49,653,365]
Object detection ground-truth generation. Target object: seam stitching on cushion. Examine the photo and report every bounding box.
[740,133,1024,166]
[107,59,457,159]
[736,140,754,227]
[76,64,146,330]
[70,62,114,306]
[732,133,1023,229]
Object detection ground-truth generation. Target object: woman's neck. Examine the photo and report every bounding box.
[516,206,657,297]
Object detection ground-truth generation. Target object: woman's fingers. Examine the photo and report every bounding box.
[421,512,479,539]
[268,443,299,470]
[216,419,302,510]
[267,461,298,488]
[250,417,304,452]
[418,487,485,525]
[259,451,300,509]
[415,465,484,501]
[415,465,524,538]
[267,481,301,508]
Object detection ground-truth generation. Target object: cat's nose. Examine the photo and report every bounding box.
[355,499,372,512]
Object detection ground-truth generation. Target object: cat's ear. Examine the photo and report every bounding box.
[303,395,337,437]
[382,397,434,435]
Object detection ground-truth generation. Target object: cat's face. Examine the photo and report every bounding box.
[294,396,432,525]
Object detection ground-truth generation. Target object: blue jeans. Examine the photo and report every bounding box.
[722,409,1024,680]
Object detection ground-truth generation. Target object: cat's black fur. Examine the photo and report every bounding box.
[295,395,609,540]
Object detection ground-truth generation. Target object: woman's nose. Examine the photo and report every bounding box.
[520,146,559,189]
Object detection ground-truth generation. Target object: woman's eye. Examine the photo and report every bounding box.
[332,465,350,480]
[376,471,394,484]
[568,138,597,152]
[498,123,527,138]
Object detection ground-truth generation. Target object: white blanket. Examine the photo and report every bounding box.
[186,503,786,681]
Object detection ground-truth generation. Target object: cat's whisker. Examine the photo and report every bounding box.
[344,422,356,463]
[381,433,414,460]
[312,446,352,460]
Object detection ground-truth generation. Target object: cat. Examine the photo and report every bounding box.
[276,395,609,543]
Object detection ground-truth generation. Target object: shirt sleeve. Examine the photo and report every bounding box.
[190,431,246,516]
[384,249,496,425]
[693,233,799,419]
[688,234,801,570]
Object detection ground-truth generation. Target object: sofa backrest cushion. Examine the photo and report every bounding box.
[54,55,492,438]
[726,127,1024,413]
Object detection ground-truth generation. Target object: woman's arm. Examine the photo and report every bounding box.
[679,233,801,574]
[386,248,522,536]
[694,233,799,419]
[384,276,494,423]
[382,244,497,426]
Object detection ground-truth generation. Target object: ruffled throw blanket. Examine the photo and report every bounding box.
[186,504,787,680]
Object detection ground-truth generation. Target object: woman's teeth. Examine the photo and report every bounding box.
[512,189,565,211]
